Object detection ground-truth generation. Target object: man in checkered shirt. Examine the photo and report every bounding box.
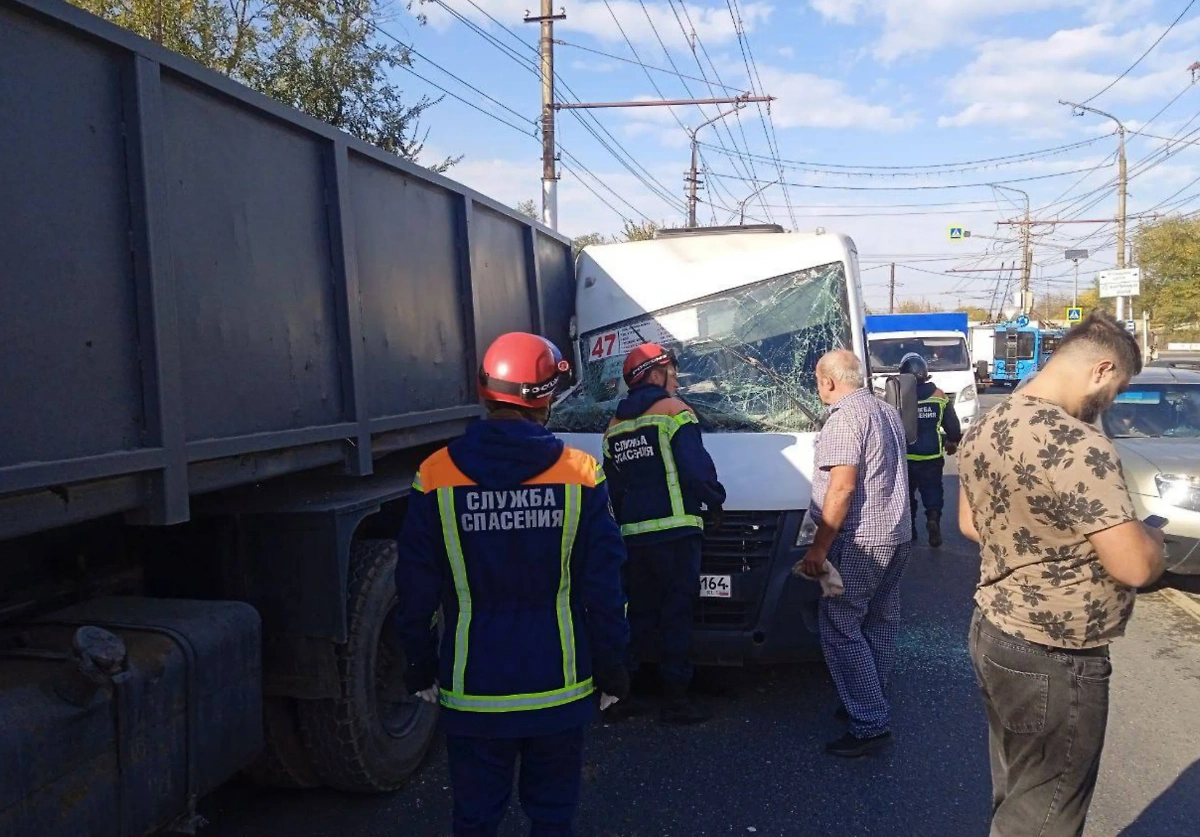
[797,350,912,757]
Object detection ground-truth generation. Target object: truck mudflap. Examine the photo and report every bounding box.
[0,598,261,837]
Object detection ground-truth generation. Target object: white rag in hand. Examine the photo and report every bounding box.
[799,561,845,597]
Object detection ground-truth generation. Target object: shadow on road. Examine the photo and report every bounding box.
[1117,760,1200,836]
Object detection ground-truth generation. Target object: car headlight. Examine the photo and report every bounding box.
[1156,474,1200,513]
[796,513,818,547]
[959,385,978,404]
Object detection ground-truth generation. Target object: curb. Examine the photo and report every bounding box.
[1158,588,1200,626]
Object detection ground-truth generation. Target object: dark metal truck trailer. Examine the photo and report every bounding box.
[0,1,575,833]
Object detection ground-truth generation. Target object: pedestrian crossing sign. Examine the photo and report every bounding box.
[949,226,964,240]
[1067,307,1082,323]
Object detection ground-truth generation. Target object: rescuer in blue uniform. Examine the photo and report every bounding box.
[394,332,630,837]
[603,343,726,725]
[899,352,961,548]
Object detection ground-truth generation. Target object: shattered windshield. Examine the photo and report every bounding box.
[869,336,970,373]
[549,262,852,434]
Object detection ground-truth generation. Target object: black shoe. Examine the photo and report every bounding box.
[927,515,943,548]
[825,731,891,758]
[660,699,712,726]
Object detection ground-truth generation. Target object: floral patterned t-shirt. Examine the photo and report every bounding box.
[959,394,1138,648]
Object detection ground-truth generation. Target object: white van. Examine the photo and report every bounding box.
[549,226,870,664]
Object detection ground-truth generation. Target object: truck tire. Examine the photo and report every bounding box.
[241,697,322,789]
[296,538,438,792]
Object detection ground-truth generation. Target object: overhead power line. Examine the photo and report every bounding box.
[554,40,743,91]
[707,162,1116,191]
[1080,0,1198,105]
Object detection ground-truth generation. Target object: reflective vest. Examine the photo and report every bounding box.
[908,392,949,462]
[413,447,603,713]
[603,407,705,537]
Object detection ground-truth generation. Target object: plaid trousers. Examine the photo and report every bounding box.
[819,539,912,739]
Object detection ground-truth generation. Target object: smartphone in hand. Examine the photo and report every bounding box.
[1143,514,1169,530]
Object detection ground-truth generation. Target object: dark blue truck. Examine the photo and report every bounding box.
[0,1,575,832]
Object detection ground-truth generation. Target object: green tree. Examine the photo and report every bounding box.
[571,232,608,258]
[72,0,456,169]
[618,219,659,242]
[515,199,539,220]
[1135,216,1200,330]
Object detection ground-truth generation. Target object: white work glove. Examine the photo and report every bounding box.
[416,682,440,704]
[797,560,845,598]
[599,694,620,711]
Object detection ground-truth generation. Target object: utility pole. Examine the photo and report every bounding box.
[888,262,896,314]
[1060,100,1128,317]
[687,103,746,227]
[557,93,772,228]
[525,4,567,230]
[991,184,1032,314]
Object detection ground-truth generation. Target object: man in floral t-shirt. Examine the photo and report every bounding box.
[958,312,1164,837]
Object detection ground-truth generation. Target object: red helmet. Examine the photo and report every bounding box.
[478,332,570,408]
[623,343,676,387]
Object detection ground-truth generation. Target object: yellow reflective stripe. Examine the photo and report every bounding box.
[657,423,686,517]
[412,470,424,492]
[594,463,606,485]
[908,397,948,460]
[437,487,471,695]
[557,484,582,685]
[440,678,595,713]
[620,514,704,536]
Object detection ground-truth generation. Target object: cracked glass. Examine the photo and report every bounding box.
[549,261,852,434]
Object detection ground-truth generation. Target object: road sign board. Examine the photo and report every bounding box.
[1098,268,1141,298]
[1065,249,1089,261]
[949,226,970,240]
[1125,320,1137,334]
[1067,307,1082,322]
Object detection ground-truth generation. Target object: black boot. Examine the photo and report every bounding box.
[927,511,943,548]
[660,683,711,726]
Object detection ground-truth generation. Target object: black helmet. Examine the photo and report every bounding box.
[898,352,930,383]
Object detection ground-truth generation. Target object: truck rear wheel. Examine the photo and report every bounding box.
[242,697,322,789]
[296,538,438,792]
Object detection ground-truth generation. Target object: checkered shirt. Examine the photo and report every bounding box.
[811,387,911,547]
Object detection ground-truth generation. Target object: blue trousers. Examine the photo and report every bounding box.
[445,727,585,837]
[820,540,911,739]
[908,458,946,518]
[625,534,703,691]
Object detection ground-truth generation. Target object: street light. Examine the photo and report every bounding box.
[991,184,1032,314]
[1059,100,1129,317]
[1065,249,1089,307]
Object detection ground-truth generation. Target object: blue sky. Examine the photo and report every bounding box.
[392,0,1200,313]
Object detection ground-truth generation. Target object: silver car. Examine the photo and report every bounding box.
[1015,365,1200,573]
[1102,366,1200,574]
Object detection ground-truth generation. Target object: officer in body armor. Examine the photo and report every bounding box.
[899,352,962,548]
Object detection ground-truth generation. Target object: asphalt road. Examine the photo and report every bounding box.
[201,391,1200,837]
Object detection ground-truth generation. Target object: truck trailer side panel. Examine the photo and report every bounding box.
[0,0,574,542]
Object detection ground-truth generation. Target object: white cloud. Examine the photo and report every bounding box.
[777,46,795,59]
[807,0,1159,62]
[939,19,1200,130]
[418,0,774,51]
[755,66,916,130]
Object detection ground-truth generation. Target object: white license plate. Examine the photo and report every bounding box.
[699,574,732,598]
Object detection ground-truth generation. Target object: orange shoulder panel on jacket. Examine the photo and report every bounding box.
[524,446,599,487]
[643,397,695,417]
[415,447,476,491]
